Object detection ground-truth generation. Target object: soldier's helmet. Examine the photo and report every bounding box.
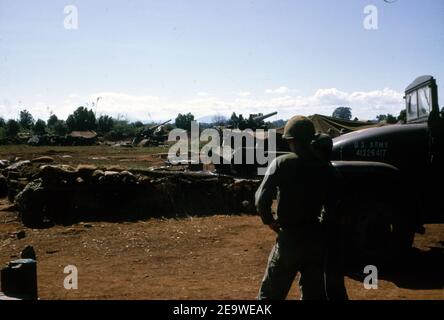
[282,116,315,144]
[311,133,333,161]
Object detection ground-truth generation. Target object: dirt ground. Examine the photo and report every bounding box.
[1,146,443,300]
[0,145,168,169]
[0,197,443,300]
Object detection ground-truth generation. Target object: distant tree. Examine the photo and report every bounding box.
[246,114,257,129]
[0,117,5,128]
[105,120,139,141]
[353,117,359,121]
[175,113,195,131]
[386,114,397,124]
[237,114,251,130]
[53,120,68,136]
[228,112,252,129]
[231,113,264,130]
[33,119,47,135]
[228,112,239,128]
[47,114,59,128]
[376,114,397,124]
[332,107,352,120]
[5,119,20,137]
[385,113,398,124]
[66,107,96,132]
[66,115,75,132]
[211,114,227,126]
[19,109,35,130]
[398,109,406,122]
[97,115,114,133]
[238,114,244,121]
[133,121,144,128]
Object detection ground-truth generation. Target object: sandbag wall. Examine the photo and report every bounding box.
[5,164,260,226]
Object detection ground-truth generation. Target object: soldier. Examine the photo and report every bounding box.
[256,116,336,300]
[311,133,349,301]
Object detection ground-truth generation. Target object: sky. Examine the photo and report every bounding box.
[0,0,443,122]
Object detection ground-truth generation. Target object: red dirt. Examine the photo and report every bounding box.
[0,198,442,300]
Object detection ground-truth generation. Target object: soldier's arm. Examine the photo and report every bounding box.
[255,158,279,225]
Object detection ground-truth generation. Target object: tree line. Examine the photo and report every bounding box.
[331,106,406,123]
[0,105,407,140]
[0,107,200,141]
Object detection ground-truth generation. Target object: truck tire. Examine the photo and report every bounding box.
[345,196,415,264]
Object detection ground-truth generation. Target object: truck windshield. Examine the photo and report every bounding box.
[406,91,418,121]
[417,86,432,118]
[406,86,432,122]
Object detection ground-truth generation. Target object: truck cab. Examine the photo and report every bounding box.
[329,76,443,261]
[331,76,442,221]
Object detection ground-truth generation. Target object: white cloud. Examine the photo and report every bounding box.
[89,92,162,120]
[308,88,403,118]
[265,86,291,94]
[236,91,251,97]
[197,92,210,97]
[0,87,404,122]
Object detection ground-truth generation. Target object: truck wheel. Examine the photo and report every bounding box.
[346,198,414,264]
[391,220,415,253]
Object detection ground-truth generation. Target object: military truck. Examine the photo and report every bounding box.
[330,75,443,261]
[219,76,442,262]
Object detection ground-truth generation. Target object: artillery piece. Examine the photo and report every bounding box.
[214,111,281,176]
[237,111,278,130]
[132,119,172,146]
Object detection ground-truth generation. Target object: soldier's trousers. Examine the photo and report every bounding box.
[324,223,348,300]
[258,227,327,300]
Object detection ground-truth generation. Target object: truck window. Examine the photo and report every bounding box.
[417,86,432,118]
[407,91,418,121]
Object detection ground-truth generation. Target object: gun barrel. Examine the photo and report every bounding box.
[149,119,172,131]
[160,119,172,126]
[253,112,278,122]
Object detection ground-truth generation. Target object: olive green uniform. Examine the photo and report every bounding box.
[256,152,337,300]
[322,162,349,300]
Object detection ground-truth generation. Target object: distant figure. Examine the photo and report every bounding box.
[256,116,337,300]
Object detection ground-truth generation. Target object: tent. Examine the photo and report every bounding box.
[309,114,382,135]
[276,114,383,136]
[68,130,98,139]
